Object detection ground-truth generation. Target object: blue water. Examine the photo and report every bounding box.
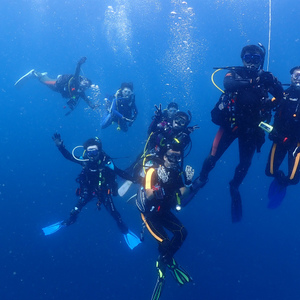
[1,0,300,299]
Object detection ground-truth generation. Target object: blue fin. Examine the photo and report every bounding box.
[268,178,287,209]
[42,221,65,236]
[123,230,141,250]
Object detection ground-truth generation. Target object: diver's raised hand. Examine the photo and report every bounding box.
[184,165,195,187]
[78,57,87,65]
[154,104,162,118]
[52,133,63,147]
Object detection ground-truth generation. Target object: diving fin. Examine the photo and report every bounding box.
[118,180,133,197]
[123,229,141,250]
[14,69,36,87]
[268,178,287,209]
[42,221,65,236]
[167,258,192,286]
[151,276,165,300]
[151,257,166,300]
[230,184,242,223]
[181,176,207,207]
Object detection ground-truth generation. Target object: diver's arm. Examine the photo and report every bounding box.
[74,57,87,80]
[223,71,253,91]
[131,95,138,120]
[57,144,82,165]
[148,118,159,135]
[115,166,135,181]
[81,92,95,109]
[52,133,80,164]
[268,76,284,104]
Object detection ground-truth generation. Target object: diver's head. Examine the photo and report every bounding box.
[79,76,92,91]
[166,102,179,119]
[172,111,189,130]
[290,66,300,87]
[241,45,264,70]
[120,82,133,98]
[163,148,181,169]
[83,138,102,161]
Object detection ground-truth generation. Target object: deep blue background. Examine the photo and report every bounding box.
[1,1,300,299]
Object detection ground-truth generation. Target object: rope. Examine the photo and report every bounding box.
[266,0,272,71]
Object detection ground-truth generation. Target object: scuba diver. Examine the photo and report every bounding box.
[135,146,194,300]
[147,102,179,135]
[14,57,96,115]
[119,109,198,196]
[42,133,141,250]
[146,110,198,161]
[264,66,300,208]
[101,82,138,132]
[192,44,284,222]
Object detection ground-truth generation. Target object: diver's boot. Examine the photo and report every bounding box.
[33,71,48,79]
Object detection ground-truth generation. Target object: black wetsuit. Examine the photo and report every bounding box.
[101,93,138,132]
[57,144,133,234]
[127,122,192,184]
[200,67,284,189]
[198,67,283,222]
[147,109,174,135]
[265,86,300,186]
[40,58,94,112]
[138,166,188,261]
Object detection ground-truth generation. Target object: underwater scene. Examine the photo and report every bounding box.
[1,0,300,299]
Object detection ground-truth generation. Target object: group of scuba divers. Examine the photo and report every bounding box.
[14,43,300,300]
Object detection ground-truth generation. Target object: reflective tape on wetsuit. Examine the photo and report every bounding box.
[290,142,300,180]
[270,143,277,175]
[141,213,163,243]
[211,127,224,156]
[145,168,155,190]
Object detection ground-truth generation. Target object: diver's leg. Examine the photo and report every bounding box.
[63,187,91,226]
[287,142,300,185]
[229,134,256,222]
[101,113,113,129]
[230,135,257,189]
[34,71,58,90]
[199,127,236,184]
[158,211,187,262]
[102,194,128,234]
[265,143,287,178]
[142,213,170,256]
